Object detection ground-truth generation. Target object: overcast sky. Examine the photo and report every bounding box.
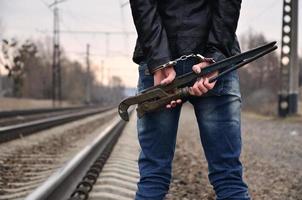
[0,0,301,87]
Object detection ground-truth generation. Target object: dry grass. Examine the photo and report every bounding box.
[0,97,75,111]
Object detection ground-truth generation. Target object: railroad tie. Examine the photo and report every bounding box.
[88,114,140,200]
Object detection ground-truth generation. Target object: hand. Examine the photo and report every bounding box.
[189,61,218,96]
[153,66,182,109]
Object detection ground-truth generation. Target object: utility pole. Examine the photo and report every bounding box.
[278,0,299,117]
[119,0,130,53]
[107,68,111,86]
[100,60,104,84]
[85,44,91,104]
[50,0,63,107]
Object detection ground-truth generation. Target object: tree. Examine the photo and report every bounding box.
[239,31,279,114]
[61,58,87,103]
[91,76,125,105]
[1,39,34,97]
[0,36,125,106]
[1,38,53,98]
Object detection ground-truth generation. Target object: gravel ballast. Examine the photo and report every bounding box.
[166,104,302,200]
[0,110,117,199]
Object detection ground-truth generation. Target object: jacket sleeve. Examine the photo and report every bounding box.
[204,0,242,61]
[129,0,172,73]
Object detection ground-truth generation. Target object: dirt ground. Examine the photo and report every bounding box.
[166,104,302,200]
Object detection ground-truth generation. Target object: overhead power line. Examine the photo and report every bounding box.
[49,0,68,8]
[60,30,136,35]
[36,29,136,35]
[39,0,68,106]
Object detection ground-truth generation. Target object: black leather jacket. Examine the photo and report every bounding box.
[129,0,242,73]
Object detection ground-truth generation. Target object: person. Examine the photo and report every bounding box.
[129,0,250,199]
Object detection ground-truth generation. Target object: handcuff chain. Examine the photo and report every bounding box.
[154,54,212,74]
[170,54,206,66]
[175,54,197,62]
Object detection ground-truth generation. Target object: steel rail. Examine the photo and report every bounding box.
[0,105,95,119]
[25,115,127,200]
[0,106,113,143]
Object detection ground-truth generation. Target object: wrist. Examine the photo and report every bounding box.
[154,69,163,76]
[196,54,216,64]
[152,61,176,74]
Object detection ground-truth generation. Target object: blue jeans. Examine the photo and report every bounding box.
[135,58,250,200]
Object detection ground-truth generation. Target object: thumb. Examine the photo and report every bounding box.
[192,62,210,74]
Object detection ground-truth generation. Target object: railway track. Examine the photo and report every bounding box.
[0,108,118,200]
[0,106,112,143]
[0,102,140,200]
[0,106,91,127]
[87,114,139,200]
[2,104,300,200]
[0,106,89,119]
[23,112,138,200]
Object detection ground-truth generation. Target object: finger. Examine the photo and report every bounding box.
[171,101,177,108]
[176,99,182,104]
[192,62,210,74]
[192,83,203,96]
[189,87,195,95]
[197,79,208,93]
[189,87,200,96]
[192,64,202,74]
[204,77,216,90]
[166,104,172,109]
[161,70,176,85]
[209,70,219,78]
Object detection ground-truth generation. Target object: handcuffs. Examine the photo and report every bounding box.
[147,54,215,75]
